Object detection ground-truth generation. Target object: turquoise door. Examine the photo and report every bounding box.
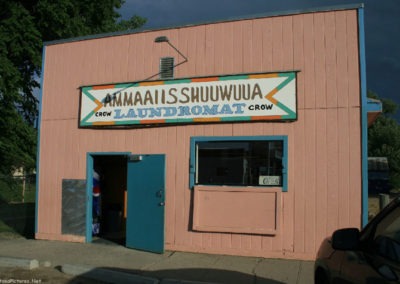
[126,154,166,253]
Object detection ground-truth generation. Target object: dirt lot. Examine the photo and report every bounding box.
[0,266,74,283]
[368,195,380,220]
[0,266,107,284]
[368,193,398,221]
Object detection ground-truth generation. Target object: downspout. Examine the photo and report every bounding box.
[35,45,47,235]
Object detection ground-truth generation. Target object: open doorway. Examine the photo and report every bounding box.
[92,155,127,245]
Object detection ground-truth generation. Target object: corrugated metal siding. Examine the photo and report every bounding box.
[38,9,361,259]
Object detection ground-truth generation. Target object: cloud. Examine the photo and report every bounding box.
[120,0,353,27]
[119,0,400,119]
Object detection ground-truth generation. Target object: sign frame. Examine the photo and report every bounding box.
[79,71,297,128]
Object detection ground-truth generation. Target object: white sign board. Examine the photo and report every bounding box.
[259,176,281,186]
[80,72,297,127]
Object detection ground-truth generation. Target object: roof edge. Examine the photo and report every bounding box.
[44,3,364,46]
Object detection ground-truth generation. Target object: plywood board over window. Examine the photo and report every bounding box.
[193,186,280,235]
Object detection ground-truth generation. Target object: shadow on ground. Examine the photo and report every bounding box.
[68,267,285,284]
[0,200,35,239]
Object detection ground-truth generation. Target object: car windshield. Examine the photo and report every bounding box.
[374,206,400,262]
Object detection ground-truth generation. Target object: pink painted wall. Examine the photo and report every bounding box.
[37,8,362,259]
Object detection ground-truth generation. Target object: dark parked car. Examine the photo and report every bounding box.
[315,196,400,283]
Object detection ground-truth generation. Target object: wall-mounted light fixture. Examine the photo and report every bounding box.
[154,36,169,43]
[155,36,188,79]
[103,36,190,96]
[154,36,188,63]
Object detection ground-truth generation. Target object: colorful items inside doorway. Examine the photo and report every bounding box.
[92,170,101,235]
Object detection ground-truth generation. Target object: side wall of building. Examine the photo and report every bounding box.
[37,9,362,259]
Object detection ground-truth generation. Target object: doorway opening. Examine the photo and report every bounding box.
[92,155,127,245]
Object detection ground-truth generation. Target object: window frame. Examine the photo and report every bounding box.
[189,136,288,191]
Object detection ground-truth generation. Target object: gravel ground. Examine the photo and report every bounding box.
[0,233,107,283]
[0,232,24,240]
[0,266,94,283]
[368,193,398,221]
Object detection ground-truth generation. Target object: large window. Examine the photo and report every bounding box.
[190,136,288,191]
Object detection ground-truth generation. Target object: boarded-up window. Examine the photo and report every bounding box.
[62,179,86,236]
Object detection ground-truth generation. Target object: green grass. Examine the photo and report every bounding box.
[0,177,36,203]
[0,177,36,238]
[0,219,15,233]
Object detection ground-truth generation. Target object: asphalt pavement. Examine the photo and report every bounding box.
[0,234,314,284]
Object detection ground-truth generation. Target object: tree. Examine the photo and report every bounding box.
[0,0,146,174]
[368,91,400,189]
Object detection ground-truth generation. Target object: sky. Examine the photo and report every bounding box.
[119,0,400,121]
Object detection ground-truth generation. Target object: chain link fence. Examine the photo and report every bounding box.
[0,174,36,204]
[0,174,36,238]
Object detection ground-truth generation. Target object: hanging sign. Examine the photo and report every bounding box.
[79,72,297,127]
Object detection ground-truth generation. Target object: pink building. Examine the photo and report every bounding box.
[36,5,381,260]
